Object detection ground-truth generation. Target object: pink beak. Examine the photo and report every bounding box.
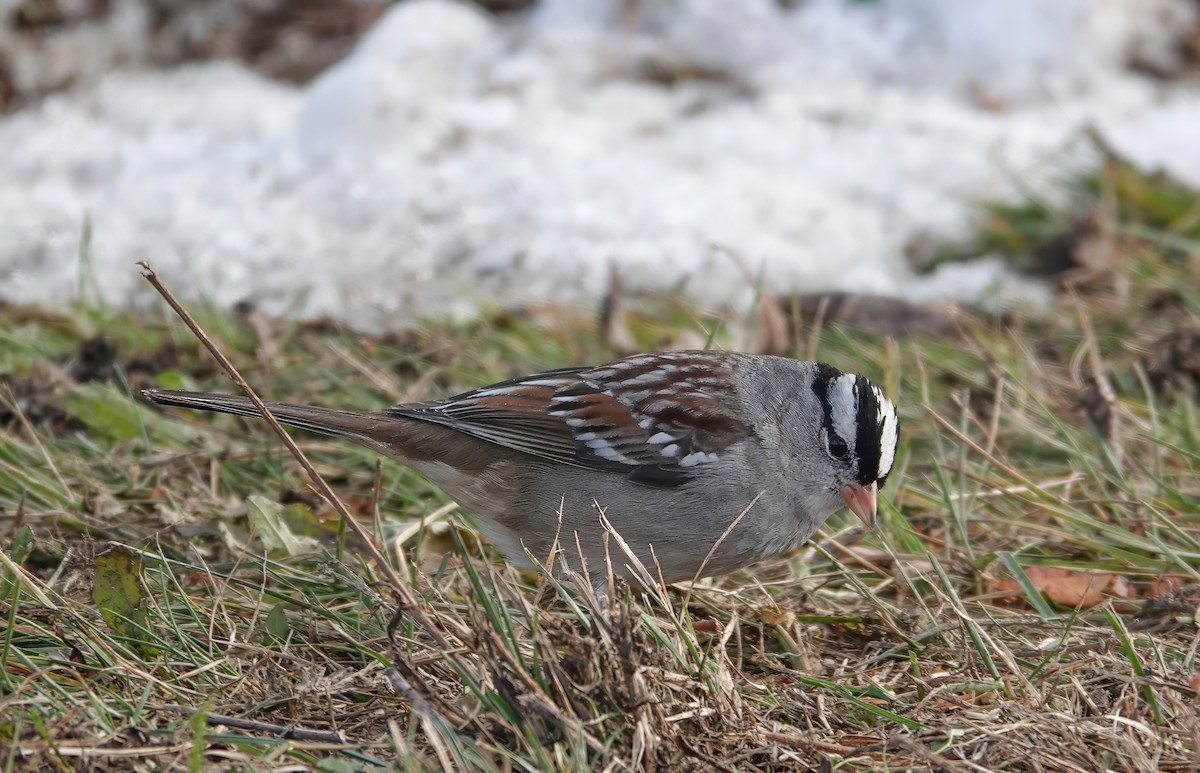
[841,481,879,528]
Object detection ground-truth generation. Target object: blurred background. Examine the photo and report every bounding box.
[1,0,1198,330]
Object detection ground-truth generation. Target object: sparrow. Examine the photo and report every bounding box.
[143,350,899,585]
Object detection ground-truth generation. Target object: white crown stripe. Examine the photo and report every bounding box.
[828,374,859,449]
[877,399,899,477]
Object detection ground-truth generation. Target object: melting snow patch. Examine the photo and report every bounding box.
[0,0,1196,329]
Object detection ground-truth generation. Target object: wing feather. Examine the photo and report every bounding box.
[388,352,748,483]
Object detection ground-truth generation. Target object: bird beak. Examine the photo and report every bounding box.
[841,481,878,528]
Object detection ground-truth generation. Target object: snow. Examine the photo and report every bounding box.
[1,0,1198,330]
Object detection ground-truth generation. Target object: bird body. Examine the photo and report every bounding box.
[144,351,899,584]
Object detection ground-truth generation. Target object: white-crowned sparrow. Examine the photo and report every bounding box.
[143,351,899,584]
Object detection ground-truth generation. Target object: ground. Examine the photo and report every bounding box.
[2,154,1200,770]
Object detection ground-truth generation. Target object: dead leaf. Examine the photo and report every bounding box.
[246,495,322,557]
[1020,565,1133,609]
[93,545,151,650]
[988,576,1023,600]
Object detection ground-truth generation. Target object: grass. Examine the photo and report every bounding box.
[2,158,1200,770]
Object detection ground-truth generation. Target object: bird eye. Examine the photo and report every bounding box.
[826,432,849,460]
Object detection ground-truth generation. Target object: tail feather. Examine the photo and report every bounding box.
[142,389,387,441]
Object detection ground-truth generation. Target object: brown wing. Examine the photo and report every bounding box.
[389,352,748,484]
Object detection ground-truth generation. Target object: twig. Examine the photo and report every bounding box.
[157,705,348,743]
[138,262,405,593]
[759,731,856,756]
[141,263,481,767]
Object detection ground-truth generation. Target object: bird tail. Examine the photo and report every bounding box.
[142,389,388,442]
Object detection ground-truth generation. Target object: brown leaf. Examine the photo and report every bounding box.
[1022,565,1128,608]
[987,576,1023,602]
